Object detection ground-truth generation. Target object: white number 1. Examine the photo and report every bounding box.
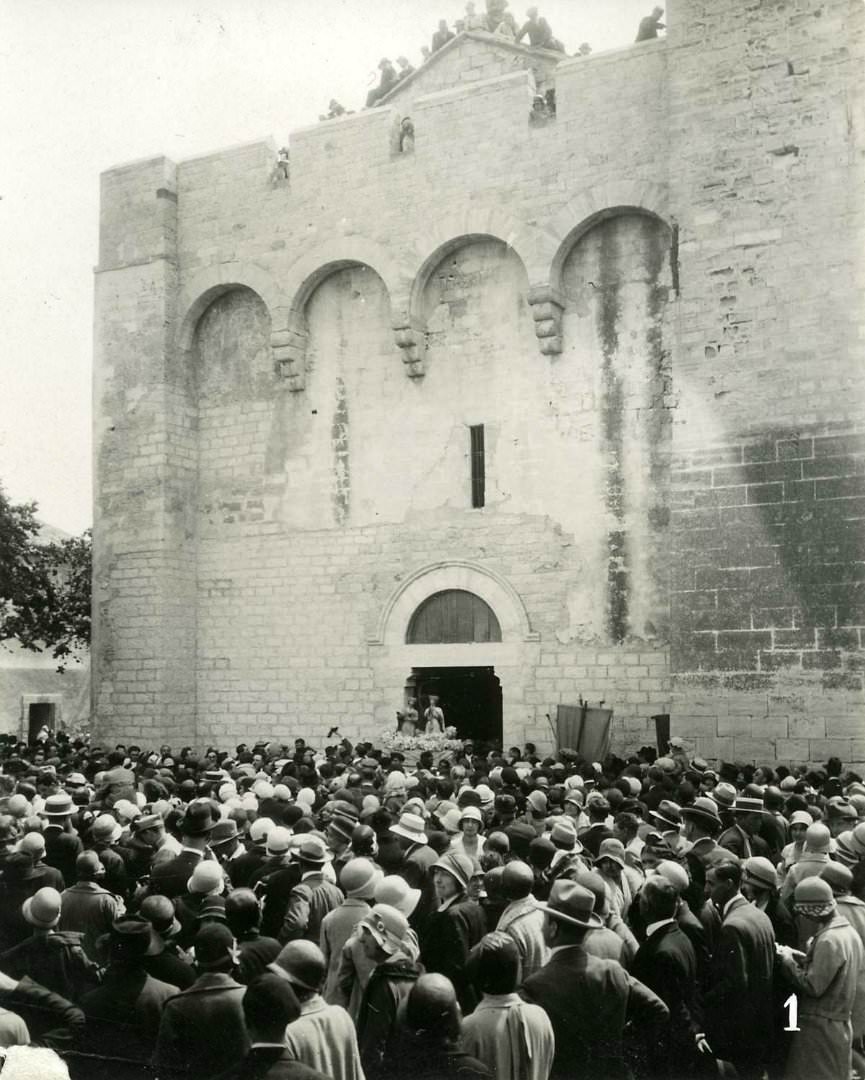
[784,993,800,1031]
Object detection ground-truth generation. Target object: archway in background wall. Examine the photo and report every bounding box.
[369,561,539,749]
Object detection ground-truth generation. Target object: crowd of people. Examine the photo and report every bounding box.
[0,728,861,1080]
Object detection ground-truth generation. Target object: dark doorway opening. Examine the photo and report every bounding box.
[408,667,502,748]
[28,702,56,744]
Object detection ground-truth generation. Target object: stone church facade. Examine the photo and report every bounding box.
[93,0,865,764]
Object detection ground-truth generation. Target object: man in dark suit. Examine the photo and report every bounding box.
[717,797,771,861]
[703,859,775,1080]
[154,923,249,1080]
[149,800,218,898]
[630,877,707,1079]
[215,973,330,1080]
[521,880,668,1080]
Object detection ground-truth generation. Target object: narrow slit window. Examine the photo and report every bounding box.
[470,424,485,508]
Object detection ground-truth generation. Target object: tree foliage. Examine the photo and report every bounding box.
[0,484,91,672]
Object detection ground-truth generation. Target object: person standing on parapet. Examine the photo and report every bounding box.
[515,7,563,50]
[636,7,665,41]
[431,19,456,52]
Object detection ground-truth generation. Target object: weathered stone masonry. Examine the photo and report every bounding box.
[93,0,865,764]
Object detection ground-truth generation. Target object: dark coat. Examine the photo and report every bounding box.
[631,923,703,1079]
[521,944,669,1080]
[357,956,423,1080]
[44,826,83,888]
[0,974,84,1053]
[154,971,250,1080]
[0,930,100,1003]
[143,943,198,990]
[150,849,208,898]
[250,859,301,939]
[578,823,614,858]
[81,963,179,1080]
[717,824,771,861]
[421,898,486,1014]
[215,1046,332,1080]
[229,846,269,889]
[703,896,775,1069]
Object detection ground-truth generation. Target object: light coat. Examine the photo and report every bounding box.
[283,994,365,1080]
[460,992,554,1080]
[496,896,548,980]
[780,912,865,1080]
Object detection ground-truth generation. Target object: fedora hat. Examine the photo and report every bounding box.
[390,812,428,845]
[681,797,722,830]
[651,800,683,830]
[108,916,154,959]
[293,835,329,866]
[537,880,603,930]
[179,801,216,836]
[210,820,239,846]
[43,793,75,818]
[711,783,737,810]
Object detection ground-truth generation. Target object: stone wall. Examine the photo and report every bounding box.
[93,0,864,763]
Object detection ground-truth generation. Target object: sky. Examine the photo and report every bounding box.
[0,0,650,534]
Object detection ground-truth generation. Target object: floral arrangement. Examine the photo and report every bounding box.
[380,725,464,754]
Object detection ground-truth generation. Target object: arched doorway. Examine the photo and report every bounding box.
[369,560,539,752]
[404,589,504,746]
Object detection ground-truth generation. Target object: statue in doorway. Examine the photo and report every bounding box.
[396,698,420,735]
[424,694,445,734]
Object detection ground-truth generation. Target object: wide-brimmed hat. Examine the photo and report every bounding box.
[390,812,428,845]
[179,801,216,837]
[293,836,330,866]
[374,874,421,916]
[43,793,75,818]
[710,783,737,810]
[108,916,154,959]
[23,886,62,929]
[433,851,475,891]
[681,797,722,831]
[537,880,603,930]
[651,800,683,830]
[731,797,769,816]
[211,820,239,846]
